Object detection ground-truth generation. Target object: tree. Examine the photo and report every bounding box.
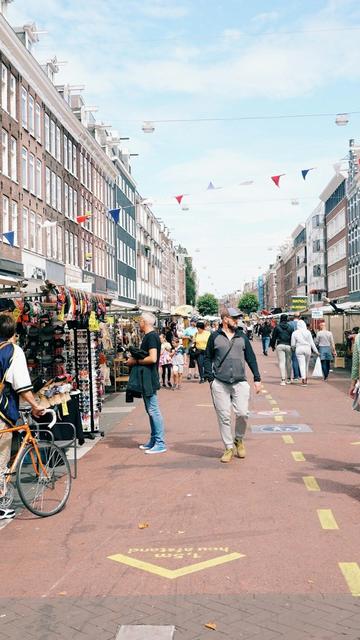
[185,256,197,306]
[238,292,258,315]
[197,293,219,316]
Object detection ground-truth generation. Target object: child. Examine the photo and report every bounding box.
[159,334,172,388]
[171,338,185,390]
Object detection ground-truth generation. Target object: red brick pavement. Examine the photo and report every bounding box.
[1,339,360,638]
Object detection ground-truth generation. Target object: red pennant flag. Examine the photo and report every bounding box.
[175,194,184,205]
[271,174,285,188]
[76,215,88,224]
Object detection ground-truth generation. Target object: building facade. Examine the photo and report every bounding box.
[321,175,348,302]
[347,139,360,301]
[305,202,327,304]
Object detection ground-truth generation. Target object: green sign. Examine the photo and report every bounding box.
[291,296,308,311]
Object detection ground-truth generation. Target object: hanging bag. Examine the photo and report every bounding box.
[312,356,323,377]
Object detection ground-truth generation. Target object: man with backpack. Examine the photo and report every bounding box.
[0,314,44,520]
[204,307,261,463]
[270,314,294,385]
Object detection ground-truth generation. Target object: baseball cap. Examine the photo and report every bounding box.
[223,307,242,319]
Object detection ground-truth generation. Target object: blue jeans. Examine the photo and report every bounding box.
[143,393,165,446]
[292,350,300,379]
[197,351,205,380]
[262,336,270,354]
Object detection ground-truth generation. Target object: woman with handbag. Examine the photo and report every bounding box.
[315,321,336,381]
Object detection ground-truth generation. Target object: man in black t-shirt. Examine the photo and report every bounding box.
[127,312,166,454]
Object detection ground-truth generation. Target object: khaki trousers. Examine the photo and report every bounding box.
[0,420,12,475]
[211,378,250,449]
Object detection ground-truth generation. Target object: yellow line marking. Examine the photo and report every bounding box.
[282,435,294,444]
[303,476,320,491]
[351,441,360,445]
[292,451,306,462]
[265,394,272,399]
[107,552,245,580]
[274,416,284,422]
[339,563,360,596]
[317,509,339,530]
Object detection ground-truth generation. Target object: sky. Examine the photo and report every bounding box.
[6,0,360,298]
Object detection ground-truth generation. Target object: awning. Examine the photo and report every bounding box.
[0,274,22,287]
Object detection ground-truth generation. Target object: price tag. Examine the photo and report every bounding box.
[61,401,69,416]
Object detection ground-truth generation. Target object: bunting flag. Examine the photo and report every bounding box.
[2,231,14,246]
[301,168,314,180]
[76,212,92,224]
[85,252,92,261]
[175,195,184,205]
[207,181,216,190]
[271,174,285,188]
[109,208,120,224]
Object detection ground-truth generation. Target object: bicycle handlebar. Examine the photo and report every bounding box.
[43,408,57,429]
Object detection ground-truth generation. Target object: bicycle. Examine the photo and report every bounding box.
[0,408,71,517]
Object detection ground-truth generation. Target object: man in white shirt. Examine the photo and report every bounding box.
[0,314,44,520]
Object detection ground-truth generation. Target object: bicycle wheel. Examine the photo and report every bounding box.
[16,442,71,517]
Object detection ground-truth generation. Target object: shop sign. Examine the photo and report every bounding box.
[311,309,324,319]
[291,296,308,311]
[83,274,95,284]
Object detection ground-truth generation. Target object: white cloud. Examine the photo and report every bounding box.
[251,11,279,24]
[135,0,189,19]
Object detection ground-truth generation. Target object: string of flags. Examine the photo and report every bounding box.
[2,232,15,247]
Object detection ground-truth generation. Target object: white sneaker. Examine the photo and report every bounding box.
[280,380,286,386]
[286,379,291,384]
[0,508,15,520]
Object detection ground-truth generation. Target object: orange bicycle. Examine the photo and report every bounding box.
[0,409,71,517]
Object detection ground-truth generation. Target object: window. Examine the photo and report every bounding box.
[63,134,68,169]
[46,220,51,255]
[36,214,42,254]
[9,74,16,118]
[74,189,78,218]
[22,207,29,249]
[29,211,36,251]
[1,65,8,111]
[74,235,78,266]
[45,167,51,204]
[64,183,69,217]
[36,159,42,198]
[2,196,9,234]
[44,114,50,151]
[28,95,34,135]
[65,230,69,263]
[52,224,57,260]
[10,137,17,181]
[327,209,346,240]
[69,232,74,265]
[328,237,346,266]
[69,186,73,219]
[68,138,72,173]
[1,129,8,176]
[57,226,62,261]
[11,201,18,246]
[21,87,27,128]
[51,171,56,209]
[29,153,35,194]
[22,146,28,189]
[328,266,347,292]
[35,103,41,141]
[72,144,77,177]
[57,175,62,212]
[56,126,61,162]
[50,120,56,157]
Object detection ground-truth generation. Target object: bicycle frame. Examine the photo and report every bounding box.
[1,423,49,486]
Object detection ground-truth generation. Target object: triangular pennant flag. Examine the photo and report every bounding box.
[3,231,14,247]
[76,215,88,224]
[301,168,314,180]
[109,208,120,224]
[84,211,92,218]
[207,181,216,190]
[271,174,285,188]
[175,195,184,205]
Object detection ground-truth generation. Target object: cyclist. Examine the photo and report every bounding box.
[0,315,44,520]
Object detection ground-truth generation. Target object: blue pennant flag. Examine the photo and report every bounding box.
[207,181,216,190]
[3,231,14,247]
[301,168,314,180]
[109,208,120,224]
